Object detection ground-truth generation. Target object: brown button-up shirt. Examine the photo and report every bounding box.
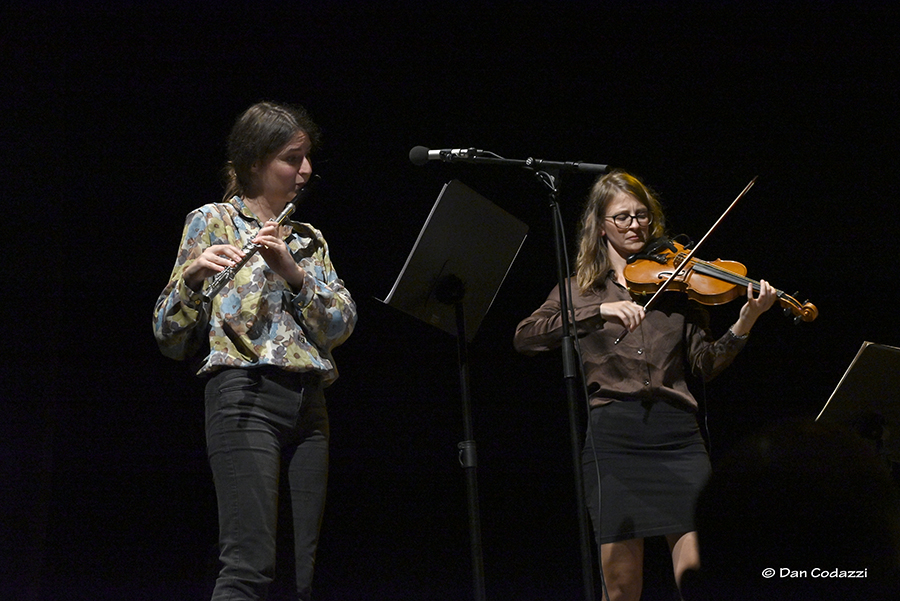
[513,274,747,411]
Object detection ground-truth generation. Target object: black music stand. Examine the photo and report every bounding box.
[382,179,529,601]
[816,341,900,464]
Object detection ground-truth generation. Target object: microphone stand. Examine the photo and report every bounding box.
[475,150,600,601]
[412,148,603,601]
[535,168,597,601]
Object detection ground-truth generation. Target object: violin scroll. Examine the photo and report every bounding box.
[779,291,818,324]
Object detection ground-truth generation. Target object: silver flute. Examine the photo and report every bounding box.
[201,174,321,301]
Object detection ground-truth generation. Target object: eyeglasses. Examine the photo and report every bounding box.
[606,211,652,228]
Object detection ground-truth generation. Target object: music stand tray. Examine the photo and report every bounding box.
[382,179,529,341]
[816,341,900,462]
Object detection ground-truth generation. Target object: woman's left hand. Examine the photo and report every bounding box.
[731,279,777,336]
[253,222,307,288]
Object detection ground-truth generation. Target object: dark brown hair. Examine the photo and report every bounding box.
[222,101,321,201]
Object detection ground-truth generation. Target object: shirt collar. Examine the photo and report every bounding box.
[227,195,264,225]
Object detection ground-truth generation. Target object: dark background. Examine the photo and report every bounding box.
[4,1,899,600]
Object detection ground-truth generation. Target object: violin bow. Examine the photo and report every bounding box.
[615,176,758,344]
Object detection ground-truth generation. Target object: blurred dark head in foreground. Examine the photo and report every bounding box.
[683,418,900,601]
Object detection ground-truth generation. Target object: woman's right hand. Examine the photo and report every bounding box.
[600,300,646,332]
[183,244,245,292]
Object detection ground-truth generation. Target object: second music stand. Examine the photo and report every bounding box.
[816,341,900,463]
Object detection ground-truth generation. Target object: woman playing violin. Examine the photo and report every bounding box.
[513,170,776,601]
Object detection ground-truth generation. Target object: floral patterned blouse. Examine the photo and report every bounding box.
[153,196,356,385]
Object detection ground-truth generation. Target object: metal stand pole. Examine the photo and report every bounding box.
[543,171,597,601]
[436,274,486,601]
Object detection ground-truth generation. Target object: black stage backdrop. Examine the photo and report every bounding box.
[4,2,899,600]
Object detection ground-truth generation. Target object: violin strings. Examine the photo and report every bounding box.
[679,253,768,292]
[671,252,815,320]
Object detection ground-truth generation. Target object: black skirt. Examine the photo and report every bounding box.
[582,399,710,544]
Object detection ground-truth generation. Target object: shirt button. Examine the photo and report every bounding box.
[637,348,644,355]
[643,380,650,386]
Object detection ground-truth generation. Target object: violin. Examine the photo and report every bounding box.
[624,237,818,324]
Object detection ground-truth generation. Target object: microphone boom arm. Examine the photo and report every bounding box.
[409,146,608,175]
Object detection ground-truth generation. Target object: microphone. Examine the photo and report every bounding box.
[409,145,609,174]
[409,146,484,166]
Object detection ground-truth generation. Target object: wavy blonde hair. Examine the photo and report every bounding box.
[575,170,667,293]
